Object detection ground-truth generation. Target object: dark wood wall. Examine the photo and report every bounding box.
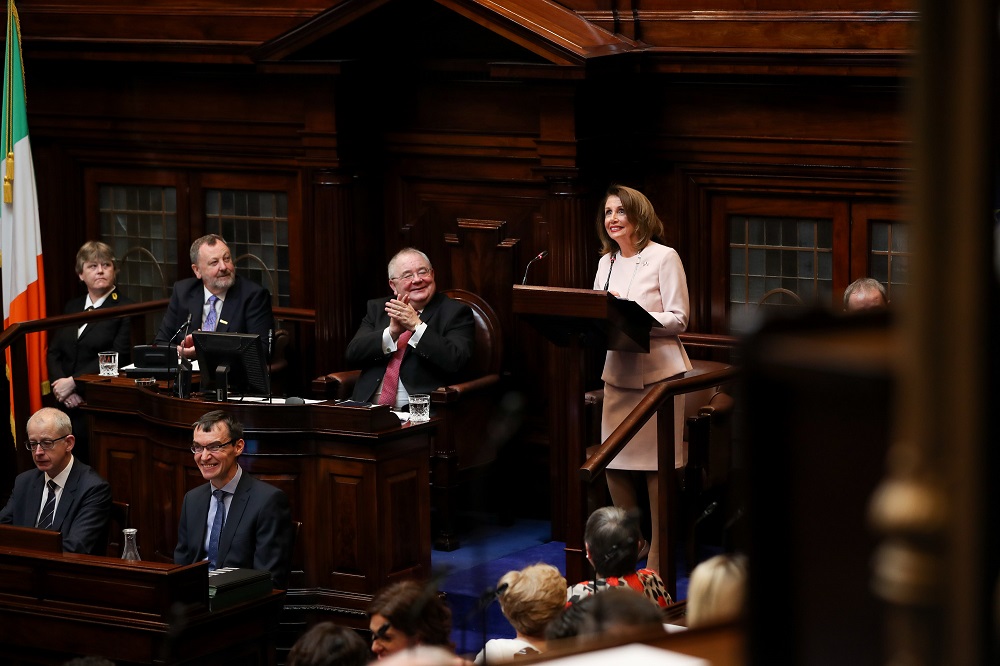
[14,0,913,460]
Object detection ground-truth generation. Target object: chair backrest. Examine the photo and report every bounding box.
[106,500,131,557]
[442,289,502,378]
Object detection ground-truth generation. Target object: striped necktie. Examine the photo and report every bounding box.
[36,480,58,530]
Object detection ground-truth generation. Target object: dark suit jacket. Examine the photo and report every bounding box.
[154,276,274,346]
[346,291,475,403]
[47,290,134,381]
[0,459,112,555]
[174,470,293,589]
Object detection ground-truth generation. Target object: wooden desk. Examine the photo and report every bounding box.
[0,545,285,665]
[79,376,432,628]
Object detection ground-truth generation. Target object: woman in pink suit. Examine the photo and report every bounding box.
[592,184,692,571]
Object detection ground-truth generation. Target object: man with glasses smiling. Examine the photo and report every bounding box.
[173,410,293,588]
[0,407,111,554]
[346,247,475,410]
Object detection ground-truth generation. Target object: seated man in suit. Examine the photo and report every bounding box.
[0,407,111,555]
[174,410,293,588]
[47,240,134,462]
[154,234,274,361]
[346,247,475,410]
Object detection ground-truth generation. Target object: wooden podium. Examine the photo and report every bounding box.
[0,542,285,665]
[512,285,660,583]
[78,376,432,630]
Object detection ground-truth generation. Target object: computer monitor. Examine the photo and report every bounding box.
[192,332,271,400]
[125,344,179,380]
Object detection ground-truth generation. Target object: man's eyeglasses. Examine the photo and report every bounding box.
[390,267,431,284]
[190,440,233,455]
[24,435,69,451]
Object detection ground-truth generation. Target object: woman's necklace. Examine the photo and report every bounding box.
[605,249,643,298]
[622,250,642,299]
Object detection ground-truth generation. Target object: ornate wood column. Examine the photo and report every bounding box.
[535,89,593,571]
[311,168,358,373]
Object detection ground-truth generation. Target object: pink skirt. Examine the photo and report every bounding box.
[601,381,686,471]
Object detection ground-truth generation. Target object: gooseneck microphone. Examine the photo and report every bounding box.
[521,250,549,285]
[168,313,193,346]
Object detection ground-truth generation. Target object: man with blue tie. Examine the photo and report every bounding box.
[153,234,274,361]
[0,407,111,554]
[173,410,293,588]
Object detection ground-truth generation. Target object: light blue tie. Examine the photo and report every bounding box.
[203,295,219,332]
[206,489,226,570]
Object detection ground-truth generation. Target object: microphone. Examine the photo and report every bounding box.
[521,250,549,285]
[476,582,508,611]
[168,313,193,346]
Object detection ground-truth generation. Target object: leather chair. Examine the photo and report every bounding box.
[106,500,131,558]
[312,288,503,550]
[267,328,292,396]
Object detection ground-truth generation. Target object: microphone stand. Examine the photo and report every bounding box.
[521,251,548,285]
[171,315,192,398]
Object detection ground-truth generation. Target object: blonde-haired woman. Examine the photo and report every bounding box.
[686,553,748,628]
[474,563,567,663]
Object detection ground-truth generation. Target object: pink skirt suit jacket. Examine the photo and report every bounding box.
[592,241,693,471]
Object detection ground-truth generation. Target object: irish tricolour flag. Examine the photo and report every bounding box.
[2,0,48,435]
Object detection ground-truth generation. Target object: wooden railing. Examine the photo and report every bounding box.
[1,300,315,469]
[679,332,741,353]
[580,357,741,600]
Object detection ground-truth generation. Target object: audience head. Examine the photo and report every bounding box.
[75,241,118,297]
[596,184,663,256]
[843,277,888,313]
[387,248,436,311]
[189,233,235,295]
[495,563,566,639]
[584,506,642,578]
[686,553,748,628]
[190,410,245,488]
[545,588,664,644]
[62,658,116,666]
[368,579,453,659]
[26,407,75,476]
[286,622,369,666]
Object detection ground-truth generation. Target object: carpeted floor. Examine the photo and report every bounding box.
[434,518,694,658]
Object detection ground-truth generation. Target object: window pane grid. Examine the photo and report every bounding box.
[99,186,179,300]
[204,190,290,306]
[99,184,179,340]
[729,214,833,332]
[869,221,909,301]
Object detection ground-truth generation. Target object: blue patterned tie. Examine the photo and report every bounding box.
[203,295,219,332]
[206,489,226,570]
[36,480,58,529]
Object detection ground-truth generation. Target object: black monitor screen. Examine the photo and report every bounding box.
[193,332,271,399]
